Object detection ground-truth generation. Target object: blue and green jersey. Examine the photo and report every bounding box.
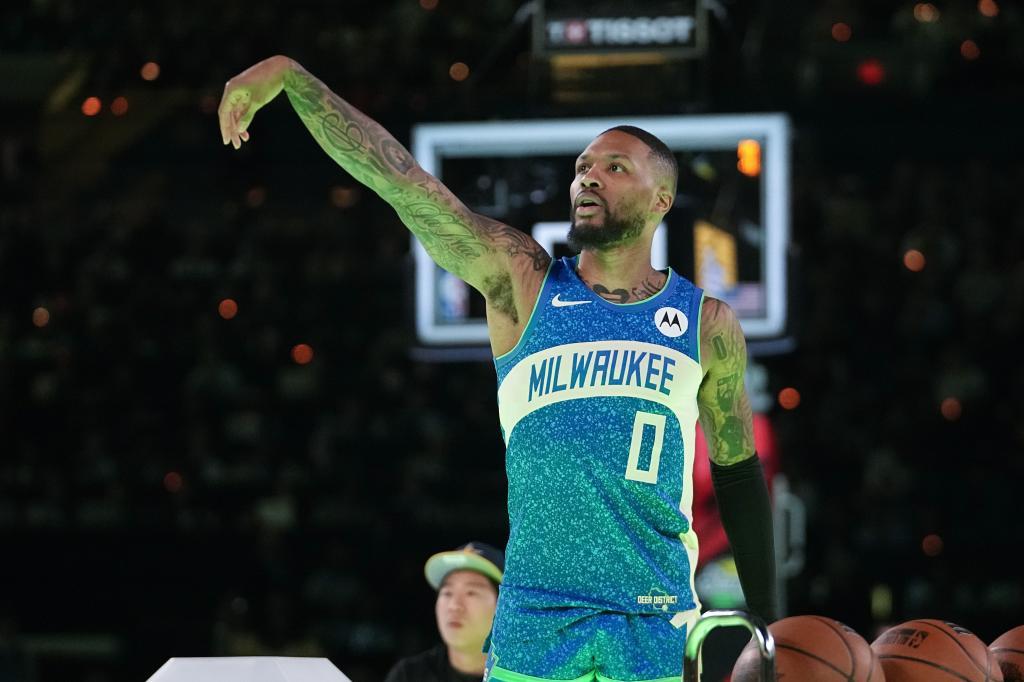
[493,256,706,642]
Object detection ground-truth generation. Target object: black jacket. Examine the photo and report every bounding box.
[383,644,483,682]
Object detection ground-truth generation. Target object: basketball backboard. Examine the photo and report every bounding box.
[410,114,790,354]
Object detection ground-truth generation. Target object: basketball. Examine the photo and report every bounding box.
[731,615,884,681]
[990,625,1024,682]
[871,619,1003,681]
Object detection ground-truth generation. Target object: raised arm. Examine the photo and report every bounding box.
[697,297,778,622]
[218,56,549,306]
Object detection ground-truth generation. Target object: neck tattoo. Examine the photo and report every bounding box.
[584,272,666,304]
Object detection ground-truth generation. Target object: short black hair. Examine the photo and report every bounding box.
[439,571,500,597]
[601,125,678,195]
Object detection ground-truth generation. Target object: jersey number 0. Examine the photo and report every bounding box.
[625,411,665,484]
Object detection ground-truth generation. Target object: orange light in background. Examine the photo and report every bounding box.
[81,96,102,116]
[961,40,981,60]
[110,96,128,116]
[163,471,184,493]
[199,94,218,114]
[903,249,926,272]
[449,62,470,82]
[218,299,238,320]
[330,186,361,208]
[736,139,761,177]
[922,533,944,557]
[856,58,885,86]
[246,186,266,208]
[419,0,438,8]
[778,387,801,410]
[292,344,314,365]
[831,22,852,42]
[941,397,962,421]
[32,307,50,328]
[978,0,999,17]
[141,61,161,81]
[913,3,940,22]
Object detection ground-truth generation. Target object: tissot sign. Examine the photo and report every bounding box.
[535,0,706,58]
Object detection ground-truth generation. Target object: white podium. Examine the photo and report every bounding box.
[146,657,353,682]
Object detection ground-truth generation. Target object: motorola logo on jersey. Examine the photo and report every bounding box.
[654,307,687,338]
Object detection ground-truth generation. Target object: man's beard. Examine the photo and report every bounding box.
[567,203,646,253]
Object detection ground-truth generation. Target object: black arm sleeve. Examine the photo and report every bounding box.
[709,453,779,623]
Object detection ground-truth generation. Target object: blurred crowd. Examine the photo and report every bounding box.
[2,1,1024,681]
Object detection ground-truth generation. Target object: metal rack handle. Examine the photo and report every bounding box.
[682,609,775,681]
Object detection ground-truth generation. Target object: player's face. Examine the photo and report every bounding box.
[435,570,498,653]
[568,131,659,251]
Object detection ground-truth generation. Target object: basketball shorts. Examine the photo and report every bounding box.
[484,610,698,682]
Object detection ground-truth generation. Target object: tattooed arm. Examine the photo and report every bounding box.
[697,297,755,465]
[218,56,549,305]
[697,296,778,621]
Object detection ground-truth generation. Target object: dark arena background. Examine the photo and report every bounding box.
[2,1,1023,681]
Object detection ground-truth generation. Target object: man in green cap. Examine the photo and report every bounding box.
[385,542,505,682]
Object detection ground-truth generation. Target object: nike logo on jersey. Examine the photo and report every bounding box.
[552,294,593,308]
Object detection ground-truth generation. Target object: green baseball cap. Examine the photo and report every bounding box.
[424,541,505,590]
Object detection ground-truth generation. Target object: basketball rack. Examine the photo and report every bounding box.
[683,609,775,681]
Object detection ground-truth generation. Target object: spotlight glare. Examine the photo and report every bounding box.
[82,96,102,116]
[449,62,470,82]
[941,397,962,421]
[246,187,266,208]
[913,3,940,22]
[922,533,944,556]
[856,58,885,86]
[32,307,50,327]
[292,344,314,365]
[903,249,926,272]
[199,94,218,114]
[141,61,161,81]
[736,139,761,177]
[218,299,239,320]
[778,387,801,410]
[831,22,852,42]
[111,96,129,116]
[163,471,184,493]
[330,186,360,208]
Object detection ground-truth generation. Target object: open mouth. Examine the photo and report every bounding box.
[574,195,603,215]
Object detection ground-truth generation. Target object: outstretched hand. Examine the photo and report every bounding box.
[218,55,290,149]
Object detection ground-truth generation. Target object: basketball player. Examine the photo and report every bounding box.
[219,55,777,682]
[385,542,505,682]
